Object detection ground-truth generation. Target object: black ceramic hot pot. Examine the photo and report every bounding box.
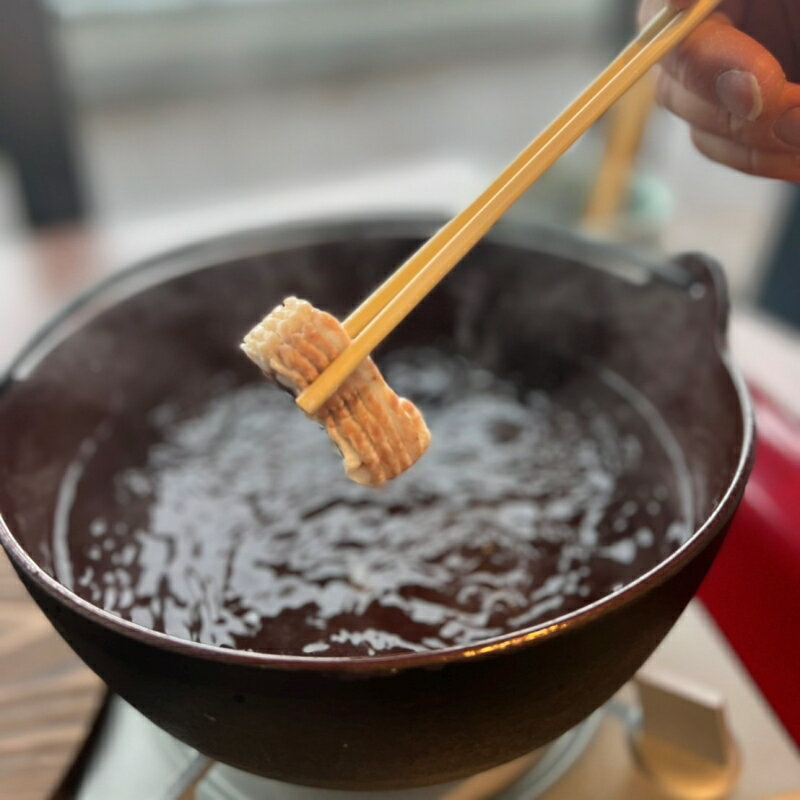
[0,219,753,790]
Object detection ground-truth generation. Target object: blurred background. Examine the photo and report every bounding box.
[0,0,798,319]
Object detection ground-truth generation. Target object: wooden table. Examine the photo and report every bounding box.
[0,228,109,800]
[1,220,798,800]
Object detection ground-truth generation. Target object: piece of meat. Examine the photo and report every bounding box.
[241,297,431,487]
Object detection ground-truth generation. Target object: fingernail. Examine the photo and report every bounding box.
[774,108,800,149]
[715,70,763,121]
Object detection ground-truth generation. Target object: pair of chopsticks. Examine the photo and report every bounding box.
[296,0,723,416]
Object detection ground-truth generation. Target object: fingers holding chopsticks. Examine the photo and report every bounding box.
[658,16,786,121]
[638,0,800,178]
[654,59,800,150]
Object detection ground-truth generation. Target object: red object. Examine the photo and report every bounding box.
[700,385,800,747]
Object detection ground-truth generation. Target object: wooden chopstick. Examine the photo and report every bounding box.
[298,0,722,416]
[582,72,657,232]
[343,8,674,340]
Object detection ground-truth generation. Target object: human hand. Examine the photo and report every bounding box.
[639,0,800,180]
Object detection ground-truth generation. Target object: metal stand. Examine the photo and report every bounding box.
[162,754,215,800]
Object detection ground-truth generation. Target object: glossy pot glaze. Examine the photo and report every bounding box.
[0,219,754,789]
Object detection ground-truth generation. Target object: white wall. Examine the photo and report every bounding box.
[57,0,610,104]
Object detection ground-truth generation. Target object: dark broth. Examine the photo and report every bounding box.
[56,348,691,657]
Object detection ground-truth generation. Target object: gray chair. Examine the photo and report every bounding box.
[0,0,88,228]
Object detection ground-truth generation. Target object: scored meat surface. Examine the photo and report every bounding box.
[241,297,431,487]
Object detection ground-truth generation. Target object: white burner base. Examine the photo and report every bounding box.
[75,606,800,800]
[77,698,602,800]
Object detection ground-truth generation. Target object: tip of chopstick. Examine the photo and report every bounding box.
[296,386,320,416]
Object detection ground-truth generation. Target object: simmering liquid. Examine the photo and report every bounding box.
[56,349,691,657]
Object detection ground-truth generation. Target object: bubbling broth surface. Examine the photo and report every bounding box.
[57,349,691,657]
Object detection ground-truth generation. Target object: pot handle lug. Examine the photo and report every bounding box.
[530,231,731,341]
[670,253,731,341]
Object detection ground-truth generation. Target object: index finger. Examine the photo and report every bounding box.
[660,14,787,120]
